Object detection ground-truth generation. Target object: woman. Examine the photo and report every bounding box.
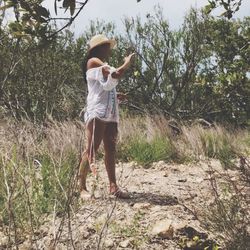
[79,34,134,199]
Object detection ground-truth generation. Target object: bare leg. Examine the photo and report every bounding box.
[103,122,118,189]
[79,118,105,195]
[78,150,90,191]
[103,122,130,198]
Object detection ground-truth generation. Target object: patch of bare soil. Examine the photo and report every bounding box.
[15,159,249,249]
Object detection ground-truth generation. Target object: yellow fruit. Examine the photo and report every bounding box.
[134,71,139,77]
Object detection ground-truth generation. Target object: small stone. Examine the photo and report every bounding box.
[173,221,188,231]
[119,239,130,248]
[151,219,174,239]
[104,238,114,248]
[230,176,237,181]
[153,161,166,170]
[178,178,187,182]
[186,240,195,248]
[0,234,8,246]
[55,242,65,250]
[150,205,162,213]
[172,168,180,173]
[195,177,203,183]
[133,202,151,210]
[78,226,90,239]
[163,172,168,177]
[96,213,107,225]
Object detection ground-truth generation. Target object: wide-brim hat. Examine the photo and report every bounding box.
[88,34,116,52]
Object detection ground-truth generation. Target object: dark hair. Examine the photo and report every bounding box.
[82,44,110,83]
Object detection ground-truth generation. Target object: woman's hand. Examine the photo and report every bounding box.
[112,53,136,79]
[117,92,128,102]
[123,53,136,67]
[102,66,110,79]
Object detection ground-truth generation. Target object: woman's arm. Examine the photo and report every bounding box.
[111,53,135,79]
[87,57,111,80]
[87,54,135,81]
[87,58,118,91]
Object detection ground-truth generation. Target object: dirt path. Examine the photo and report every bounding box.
[18,159,247,250]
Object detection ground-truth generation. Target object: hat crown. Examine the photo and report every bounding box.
[89,34,110,49]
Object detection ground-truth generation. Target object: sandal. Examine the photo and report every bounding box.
[110,189,131,199]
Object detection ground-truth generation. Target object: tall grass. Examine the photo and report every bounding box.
[181,124,241,168]
[0,119,84,246]
[118,116,249,167]
[0,116,249,247]
[119,135,178,166]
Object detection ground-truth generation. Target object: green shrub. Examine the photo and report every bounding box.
[117,136,179,167]
[200,128,237,168]
[0,148,79,235]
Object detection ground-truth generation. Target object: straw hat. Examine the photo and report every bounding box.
[88,34,116,52]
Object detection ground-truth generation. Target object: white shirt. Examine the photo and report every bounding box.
[84,64,119,124]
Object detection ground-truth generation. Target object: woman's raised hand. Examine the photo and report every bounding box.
[124,53,136,66]
[111,53,136,79]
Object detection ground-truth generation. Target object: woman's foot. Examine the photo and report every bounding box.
[80,189,92,200]
[109,184,130,199]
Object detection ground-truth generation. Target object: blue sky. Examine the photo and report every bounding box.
[44,0,250,37]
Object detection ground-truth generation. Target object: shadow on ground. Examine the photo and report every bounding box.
[119,191,179,206]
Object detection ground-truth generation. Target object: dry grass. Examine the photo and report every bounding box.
[119,115,249,166]
[0,119,85,248]
[0,116,249,248]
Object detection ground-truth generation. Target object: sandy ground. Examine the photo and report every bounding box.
[13,159,250,249]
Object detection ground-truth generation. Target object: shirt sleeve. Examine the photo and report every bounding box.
[87,65,118,91]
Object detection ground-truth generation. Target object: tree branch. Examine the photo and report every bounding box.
[46,0,89,39]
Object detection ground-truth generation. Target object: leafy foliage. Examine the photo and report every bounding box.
[0,8,249,124]
[0,0,89,39]
[118,136,178,166]
[204,0,242,18]
[0,0,243,39]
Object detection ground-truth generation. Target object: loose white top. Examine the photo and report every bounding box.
[84,64,119,124]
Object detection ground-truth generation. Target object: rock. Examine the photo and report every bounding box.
[96,213,107,225]
[171,167,180,173]
[152,161,166,170]
[151,219,174,239]
[0,233,8,247]
[194,177,203,183]
[19,240,33,250]
[163,172,169,177]
[78,226,90,239]
[173,221,188,231]
[178,178,187,182]
[119,239,131,248]
[104,238,114,248]
[176,225,208,239]
[54,242,66,250]
[133,202,151,210]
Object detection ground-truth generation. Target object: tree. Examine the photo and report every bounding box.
[0,7,249,124]
[0,0,243,39]
[204,0,242,19]
[119,7,210,118]
[0,0,89,40]
[0,29,86,121]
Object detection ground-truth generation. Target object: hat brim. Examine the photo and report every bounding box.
[88,39,116,52]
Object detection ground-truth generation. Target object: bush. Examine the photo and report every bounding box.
[202,167,250,250]
[182,125,240,168]
[117,136,179,167]
[200,127,237,168]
